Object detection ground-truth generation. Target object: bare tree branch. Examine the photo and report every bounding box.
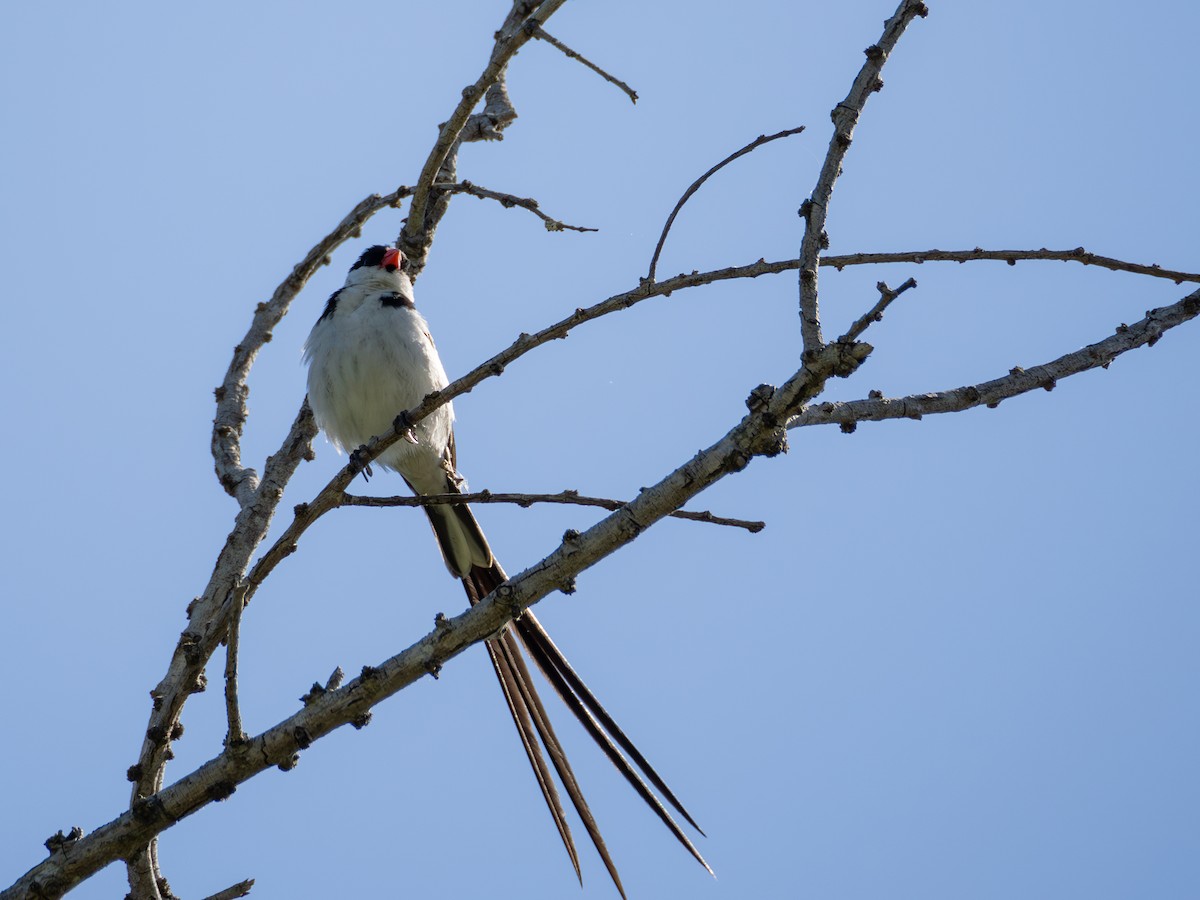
[825,247,1200,283]
[647,127,805,283]
[527,21,639,103]
[441,180,598,232]
[126,403,319,896]
[798,0,929,352]
[839,277,918,343]
[790,287,1200,431]
[223,607,247,749]
[401,0,571,269]
[211,188,409,502]
[342,489,766,533]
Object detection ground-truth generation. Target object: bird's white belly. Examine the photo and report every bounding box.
[306,306,454,492]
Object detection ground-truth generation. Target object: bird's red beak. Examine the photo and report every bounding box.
[382,248,403,271]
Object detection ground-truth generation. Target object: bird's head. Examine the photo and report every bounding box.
[344,244,413,293]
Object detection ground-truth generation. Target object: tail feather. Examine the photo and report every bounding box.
[482,631,582,883]
[462,557,712,893]
[422,487,493,577]
[495,624,627,899]
[517,611,707,835]
[515,615,713,875]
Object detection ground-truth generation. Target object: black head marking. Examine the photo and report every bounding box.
[379,291,414,310]
[318,288,343,322]
[350,245,390,272]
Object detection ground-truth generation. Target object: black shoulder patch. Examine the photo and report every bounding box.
[350,245,390,271]
[318,288,343,322]
[379,291,414,310]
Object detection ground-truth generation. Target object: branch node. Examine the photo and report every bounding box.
[300,682,326,706]
[146,724,170,746]
[277,755,299,772]
[207,780,237,802]
[745,383,777,413]
[292,727,313,750]
[43,827,83,855]
[132,796,170,824]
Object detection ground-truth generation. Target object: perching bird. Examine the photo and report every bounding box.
[303,244,710,896]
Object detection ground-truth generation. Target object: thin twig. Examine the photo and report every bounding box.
[839,277,918,343]
[342,490,766,533]
[527,22,638,103]
[439,181,598,232]
[826,247,1200,284]
[797,0,929,352]
[646,127,805,282]
[645,247,1200,287]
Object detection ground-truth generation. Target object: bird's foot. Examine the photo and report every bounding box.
[349,447,374,481]
[394,412,419,445]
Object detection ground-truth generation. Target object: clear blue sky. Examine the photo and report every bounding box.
[2,2,1197,898]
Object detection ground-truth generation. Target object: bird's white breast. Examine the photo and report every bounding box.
[304,288,455,492]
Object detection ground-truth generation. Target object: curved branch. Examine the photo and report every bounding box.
[211,187,409,502]
[647,126,805,283]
